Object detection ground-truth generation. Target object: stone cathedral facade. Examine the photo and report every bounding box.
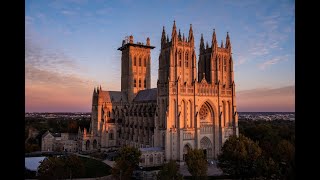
[78,21,239,164]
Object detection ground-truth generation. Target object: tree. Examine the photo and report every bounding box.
[157,160,183,180]
[275,140,295,179]
[37,156,65,180]
[37,155,85,180]
[185,148,208,179]
[112,146,141,179]
[256,156,279,179]
[63,154,85,179]
[218,135,262,179]
[68,119,79,133]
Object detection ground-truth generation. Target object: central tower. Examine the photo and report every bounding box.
[118,35,155,102]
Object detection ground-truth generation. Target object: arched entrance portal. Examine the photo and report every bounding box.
[93,139,97,149]
[200,136,213,159]
[183,144,191,161]
[86,140,90,150]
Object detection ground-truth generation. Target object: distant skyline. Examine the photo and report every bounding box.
[25,0,295,112]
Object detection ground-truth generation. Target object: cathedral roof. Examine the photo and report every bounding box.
[99,91,128,103]
[133,88,157,102]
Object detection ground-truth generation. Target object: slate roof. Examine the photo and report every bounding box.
[133,88,157,102]
[99,91,128,103]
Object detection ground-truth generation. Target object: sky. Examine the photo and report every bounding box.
[25,0,295,112]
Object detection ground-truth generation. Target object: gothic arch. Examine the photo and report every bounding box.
[157,154,161,164]
[199,101,215,124]
[86,140,90,150]
[162,133,165,148]
[185,51,189,67]
[189,99,192,128]
[173,99,177,128]
[178,50,182,67]
[109,129,114,140]
[228,101,231,126]
[222,101,226,127]
[183,143,192,160]
[149,154,153,164]
[200,136,213,159]
[198,99,217,124]
[139,56,142,66]
[93,139,97,149]
[181,100,186,128]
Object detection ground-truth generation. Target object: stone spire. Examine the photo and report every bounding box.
[171,20,177,43]
[200,33,204,52]
[225,32,231,51]
[212,29,218,51]
[146,37,150,46]
[182,33,185,42]
[221,40,224,48]
[178,29,182,41]
[188,24,194,43]
[161,26,166,46]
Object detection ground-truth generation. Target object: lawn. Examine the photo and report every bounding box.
[80,156,112,178]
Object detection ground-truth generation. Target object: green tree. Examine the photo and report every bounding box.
[218,135,262,179]
[157,160,183,180]
[112,146,141,179]
[185,148,208,179]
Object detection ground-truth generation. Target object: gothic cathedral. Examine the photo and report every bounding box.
[78,21,239,163]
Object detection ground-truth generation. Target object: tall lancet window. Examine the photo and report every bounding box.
[179,51,182,67]
[224,58,226,71]
[185,52,189,67]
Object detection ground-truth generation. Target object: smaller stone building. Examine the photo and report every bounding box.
[41,131,78,152]
[139,147,165,168]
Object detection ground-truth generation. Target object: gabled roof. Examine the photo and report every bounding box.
[133,88,157,102]
[99,91,128,103]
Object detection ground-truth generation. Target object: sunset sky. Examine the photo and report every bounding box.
[25,0,295,112]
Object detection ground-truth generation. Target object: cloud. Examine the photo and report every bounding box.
[249,44,269,56]
[236,85,295,112]
[259,55,289,70]
[25,28,98,112]
[61,10,77,16]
